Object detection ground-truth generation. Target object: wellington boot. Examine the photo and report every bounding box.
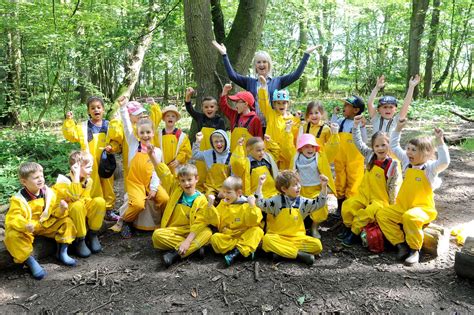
[395,243,410,261]
[25,256,46,280]
[337,227,351,240]
[224,248,241,266]
[342,232,359,247]
[297,251,315,265]
[311,222,321,239]
[57,243,77,266]
[87,230,102,254]
[75,237,91,258]
[163,250,180,268]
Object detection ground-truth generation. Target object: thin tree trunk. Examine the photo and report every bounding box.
[210,0,225,44]
[423,0,441,98]
[407,0,429,99]
[298,1,309,97]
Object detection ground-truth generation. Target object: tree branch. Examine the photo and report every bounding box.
[134,1,180,41]
[70,0,81,18]
[211,0,225,43]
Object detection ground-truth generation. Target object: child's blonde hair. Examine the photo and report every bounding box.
[367,131,390,171]
[409,136,436,161]
[177,164,198,178]
[18,162,43,179]
[253,51,273,77]
[305,101,327,121]
[69,150,94,167]
[246,137,264,149]
[222,176,243,191]
[136,117,153,133]
[275,170,300,194]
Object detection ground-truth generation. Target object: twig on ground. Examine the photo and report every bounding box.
[7,302,30,311]
[254,261,260,282]
[85,292,118,314]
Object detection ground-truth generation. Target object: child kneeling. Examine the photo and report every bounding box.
[5,162,77,279]
[206,177,264,266]
[256,171,328,265]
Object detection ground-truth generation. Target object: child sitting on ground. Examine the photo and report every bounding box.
[155,105,192,174]
[256,171,328,265]
[231,136,280,198]
[192,130,232,201]
[4,162,76,279]
[147,148,212,268]
[63,96,116,220]
[206,177,264,266]
[367,75,420,136]
[220,84,262,152]
[53,151,106,257]
[339,115,401,246]
[119,100,169,238]
[376,119,449,266]
[184,87,226,191]
[331,96,367,218]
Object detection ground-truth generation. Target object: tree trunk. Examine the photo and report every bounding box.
[210,0,225,44]
[113,0,159,110]
[297,4,309,97]
[407,0,429,99]
[423,0,441,98]
[319,55,329,92]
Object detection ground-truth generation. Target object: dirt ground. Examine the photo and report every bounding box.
[0,122,473,313]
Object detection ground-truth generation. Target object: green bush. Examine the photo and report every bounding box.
[0,128,77,205]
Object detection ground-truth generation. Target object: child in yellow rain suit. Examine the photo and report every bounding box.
[185,87,226,191]
[286,130,336,239]
[257,75,299,169]
[192,129,232,200]
[147,151,212,268]
[155,105,192,174]
[330,95,367,218]
[206,176,264,266]
[220,84,262,152]
[63,96,115,218]
[109,97,164,230]
[5,162,76,280]
[118,102,169,238]
[339,115,401,247]
[256,171,328,265]
[376,119,450,266]
[231,136,280,199]
[53,151,106,258]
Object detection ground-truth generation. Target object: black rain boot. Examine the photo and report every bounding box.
[335,198,345,218]
[297,251,315,265]
[395,243,410,261]
[337,226,351,240]
[87,230,102,254]
[163,250,180,268]
[224,248,241,266]
[342,232,359,247]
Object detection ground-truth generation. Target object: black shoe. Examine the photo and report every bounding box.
[163,250,180,267]
[342,232,359,247]
[395,243,410,261]
[198,246,206,259]
[271,253,282,262]
[224,248,241,266]
[337,227,351,240]
[336,198,346,217]
[404,250,419,266]
[297,251,315,265]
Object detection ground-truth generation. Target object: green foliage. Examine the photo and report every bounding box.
[0,128,76,205]
[460,138,474,152]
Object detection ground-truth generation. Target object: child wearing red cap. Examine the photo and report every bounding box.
[220,84,262,152]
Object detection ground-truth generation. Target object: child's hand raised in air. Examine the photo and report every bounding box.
[295,110,302,119]
[396,118,408,131]
[333,106,340,115]
[212,40,227,55]
[264,134,271,142]
[285,120,293,133]
[409,74,420,87]
[168,159,179,169]
[195,132,203,143]
[354,115,363,127]
[434,127,444,145]
[105,145,113,153]
[185,87,194,102]
[146,190,157,200]
[319,174,328,187]
[330,122,339,134]
[146,144,159,166]
[375,75,385,90]
[118,96,128,108]
[145,97,155,104]
[258,75,267,87]
[66,111,73,119]
[222,83,232,96]
[247,195,256,207]
[258,174,267,186]
[207,194,216,208]
[305,45,321,54]
[237,137,245,147]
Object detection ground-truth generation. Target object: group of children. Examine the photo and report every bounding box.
[5,71,450,279]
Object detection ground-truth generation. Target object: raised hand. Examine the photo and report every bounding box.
[207,194,216,208]
[396,118,408,131]
[305,45,321,54]
[212,40,227,55]
[195,131,203,143]
[168,160,179,169]
[118,96,128,107]
[237,137,245,146]
[295,110,302,119]
[375,75,385,90]
[258,75,267,87]
[247,195,256,207]
[330,123,339,134]
[434,127,444,144]
[285,120,293,133]
[319,174,328,187]
[264,134,271,142]
[409,74,420,87]
[354,115,363,127]
[105,144,113,153]
[185,87,194,102]
[145,97,155,104]
[258,174,267,186]
[333,106,340,114]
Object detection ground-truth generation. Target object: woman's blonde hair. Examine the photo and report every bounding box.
[253,51,273,77]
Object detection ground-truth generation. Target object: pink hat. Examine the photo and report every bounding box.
[126,101,146,116]
[297,133,319,151]
[228,91,255,110]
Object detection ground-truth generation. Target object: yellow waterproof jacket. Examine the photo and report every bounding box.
[206,198,263,234]
[52,174,93,203]
[6,186,67,232]
[298,122,340,162]
[155,128,192,166]
[153,162,208,234]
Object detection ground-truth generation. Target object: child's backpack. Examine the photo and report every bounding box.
[361,223,384,253]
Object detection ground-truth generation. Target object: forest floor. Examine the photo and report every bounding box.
[0,121,473,313]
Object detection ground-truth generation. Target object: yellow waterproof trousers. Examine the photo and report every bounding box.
[210,226,264,257]
[334,133,364,199]
[196,127,215,191]
[152,226,212,258]
[262,233,322,258]
[302,185,329,224]
[123,184,168,223]
[4,217,76,263]
[343,199,384,235]
[69,197,106,237]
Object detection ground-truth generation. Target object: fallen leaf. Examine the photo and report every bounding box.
[211,275,222,282]
[191,288,198,298]
[297,296,305,305]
